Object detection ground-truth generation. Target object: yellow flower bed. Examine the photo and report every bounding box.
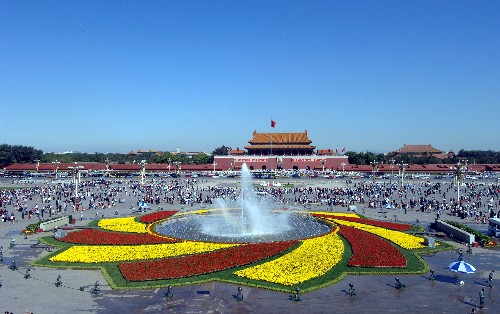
[310,211,360,218]
[50,242,239,263]
[234,228,344,286]
[98,217,149,234]
[174,209,210,216]
[331,219,425,249]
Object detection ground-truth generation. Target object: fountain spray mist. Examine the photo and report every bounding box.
[155,163,330,243]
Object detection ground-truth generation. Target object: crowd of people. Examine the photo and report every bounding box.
[1,176,500,225]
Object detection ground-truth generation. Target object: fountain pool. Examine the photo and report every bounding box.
[154,164,330,243]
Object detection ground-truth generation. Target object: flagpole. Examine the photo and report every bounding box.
[270,119,274,171]
[270,121,273,171]
[270,133,273,156]
[270,118,273,156]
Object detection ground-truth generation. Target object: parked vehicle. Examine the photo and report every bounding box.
[488,218,500,237]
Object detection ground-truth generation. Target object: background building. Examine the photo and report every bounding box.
[215,130,348,171]
[244,130,315,156]
[388,144,455,159]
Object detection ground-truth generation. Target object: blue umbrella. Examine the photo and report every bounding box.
[448,261,476,274]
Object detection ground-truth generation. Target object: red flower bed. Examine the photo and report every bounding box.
[339,226,406,268]
[59,229,178,245]
[118,240,298,281]
[313,213,412,231]
[140,211,179,223]
[485,241,498,248]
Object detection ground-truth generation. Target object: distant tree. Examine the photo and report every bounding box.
[345,151,363,165]
[192,153,213,164]
[346,151,385,165]
[213,145,230,156]
[41,152,139,164]
[41,153,72,163]
[0,149,12,166]
[149,152,175,164]
[457,150,500,164]
[175,153,189,164]
[0,144,43,166]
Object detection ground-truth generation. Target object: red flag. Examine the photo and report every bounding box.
[342,147,346,153]
[271,120,276,128]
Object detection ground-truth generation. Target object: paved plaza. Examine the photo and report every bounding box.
[1,177,499,313]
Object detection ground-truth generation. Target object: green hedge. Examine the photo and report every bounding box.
[444,220,491,245]
[25,216,68,233]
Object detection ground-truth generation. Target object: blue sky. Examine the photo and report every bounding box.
[1,1,499,154]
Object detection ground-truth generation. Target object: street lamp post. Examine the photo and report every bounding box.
[68,162,84,199]
[105,158,110,177]
[399,163,408,190]
[168,158,171,173]
[52,160,60,180]
[341,162,346,176]
[390,159,395,183]
[34,159,40,173]
[454,160,467,204]
[173,161,181,174]
[370,161,377,183]
[140,160,147,186]
[212,161,217,173]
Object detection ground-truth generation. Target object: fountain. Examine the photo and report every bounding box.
[155,164,330,243]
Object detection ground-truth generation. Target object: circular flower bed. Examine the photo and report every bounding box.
[33,210,446,291]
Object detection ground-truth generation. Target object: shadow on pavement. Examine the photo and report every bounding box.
[434,274,457,284]
[473,280,489,287]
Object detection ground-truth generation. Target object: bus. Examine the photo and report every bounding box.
[488,218,500,237]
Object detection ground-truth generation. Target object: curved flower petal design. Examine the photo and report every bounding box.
[140,211,179,223]
[331,219,425,249]
[98,217,149,233]
[233,226,343,286]
[35,210,440,291]
[339,225,406,267]
[59,229,178,245]
[118,241,298,281]
[314,213,412,231]
[49,242,239,263]
[310,212,360,218]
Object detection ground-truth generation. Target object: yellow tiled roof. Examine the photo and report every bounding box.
[245,144,316,150]
[394,144,443,154]
[249,130,312,144]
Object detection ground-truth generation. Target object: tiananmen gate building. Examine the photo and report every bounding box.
[214,130,348,171]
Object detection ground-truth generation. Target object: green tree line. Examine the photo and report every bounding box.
[41,151,214,165]
[0,144,217,166]
[345,150,500,165]
[2,144,500,167]
[0,144,43,166]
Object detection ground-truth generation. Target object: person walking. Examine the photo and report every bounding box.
[479,288,485,309]
[488,270,494,288]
